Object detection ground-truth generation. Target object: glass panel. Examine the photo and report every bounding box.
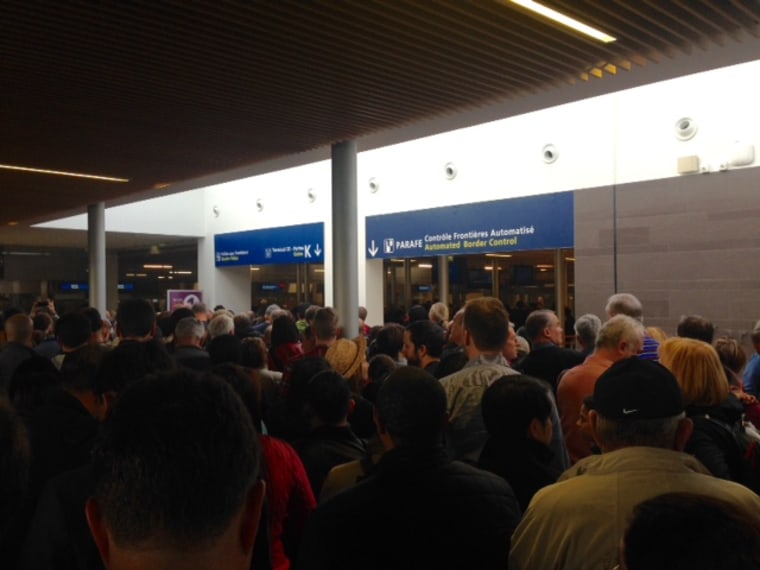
[250,263,324,313]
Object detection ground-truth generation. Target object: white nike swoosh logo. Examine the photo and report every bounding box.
[622,408,638,415]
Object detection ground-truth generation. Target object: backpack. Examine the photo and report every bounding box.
[703,414,760,494]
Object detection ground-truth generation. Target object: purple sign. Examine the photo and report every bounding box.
[167,289,203,309]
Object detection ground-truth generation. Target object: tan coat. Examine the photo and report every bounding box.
[509,446,760,570]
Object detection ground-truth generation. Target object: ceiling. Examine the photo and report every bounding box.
[3,1,759,248]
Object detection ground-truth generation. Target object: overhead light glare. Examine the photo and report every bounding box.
[485,253,513,258]
[250,267,261,271]
[418,263,433,269]
[509,0,617,43]
[0,163,130,182]
[4,250,51,256]
[143,264,173,270]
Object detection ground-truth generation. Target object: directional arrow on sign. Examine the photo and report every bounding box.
[304,244,312,258]
[315,243,322,256]
[368,240,378,257]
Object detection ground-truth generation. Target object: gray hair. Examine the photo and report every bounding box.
[207,314,234,339]
[596,314,645,350]
[605,293,643,322]
[174,317,205,340]
[594,413,684,450]
[574,313,602,348]
[269,309,291,322]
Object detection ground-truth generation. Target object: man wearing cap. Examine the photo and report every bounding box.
[509,357,760,570]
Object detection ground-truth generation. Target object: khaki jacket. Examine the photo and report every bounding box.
[509,446,760,570]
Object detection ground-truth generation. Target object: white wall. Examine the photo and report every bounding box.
[35,59,760,317]
[198,160,333,311]
[35,190,206,236]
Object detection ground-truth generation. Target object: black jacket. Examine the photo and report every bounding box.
[516,343,585,392]
[292,425,367,497]
[478,436,561,512]
[297,445,522,570]
[686,394,745,481]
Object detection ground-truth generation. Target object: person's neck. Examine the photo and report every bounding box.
[468,347,504,362]
[312,417,350,429]
[62,342,88,354]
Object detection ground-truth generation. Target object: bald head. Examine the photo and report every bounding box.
[5,314,33,345]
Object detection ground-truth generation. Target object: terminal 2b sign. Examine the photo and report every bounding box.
[215,222,324,267]
[365,192,573,259]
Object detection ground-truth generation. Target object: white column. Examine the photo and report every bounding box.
[331,141,359,335]
[88,202,106,314]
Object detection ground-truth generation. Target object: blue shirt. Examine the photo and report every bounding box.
[744,353,760,396]
[638,334,660,361]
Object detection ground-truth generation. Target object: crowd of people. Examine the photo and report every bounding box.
[1,292,760,569]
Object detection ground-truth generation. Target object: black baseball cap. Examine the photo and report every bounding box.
[593,357,684,420]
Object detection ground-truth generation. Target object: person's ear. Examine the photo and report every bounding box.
[588,410,605,450]
[674,417,694,451]
[85,497,111,567]
[527,417,545,442]
[238,480,266,556]
[418,344,429,359]
[100,391,118,420]
[463,329,472,347]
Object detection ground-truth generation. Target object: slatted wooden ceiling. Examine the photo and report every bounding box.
[2,0,759,226]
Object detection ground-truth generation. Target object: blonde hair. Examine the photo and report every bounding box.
[646,326,668,343]
[658,337,728,407]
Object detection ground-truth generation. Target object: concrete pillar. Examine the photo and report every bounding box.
[331,141,359,335]
[438,255,449,305]
[554,249,565,340]
[88,203,106,314]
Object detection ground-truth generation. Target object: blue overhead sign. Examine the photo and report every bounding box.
[365,192,573,259]
[215,222,324,267]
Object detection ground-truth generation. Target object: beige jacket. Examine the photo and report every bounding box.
[509,446,760,570]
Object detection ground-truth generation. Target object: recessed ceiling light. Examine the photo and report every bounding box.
[0,163,129,182]
[509,0,617,43]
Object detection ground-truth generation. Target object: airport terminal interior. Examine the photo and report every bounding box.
[5,4,760,570]
[2,2,760,332]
